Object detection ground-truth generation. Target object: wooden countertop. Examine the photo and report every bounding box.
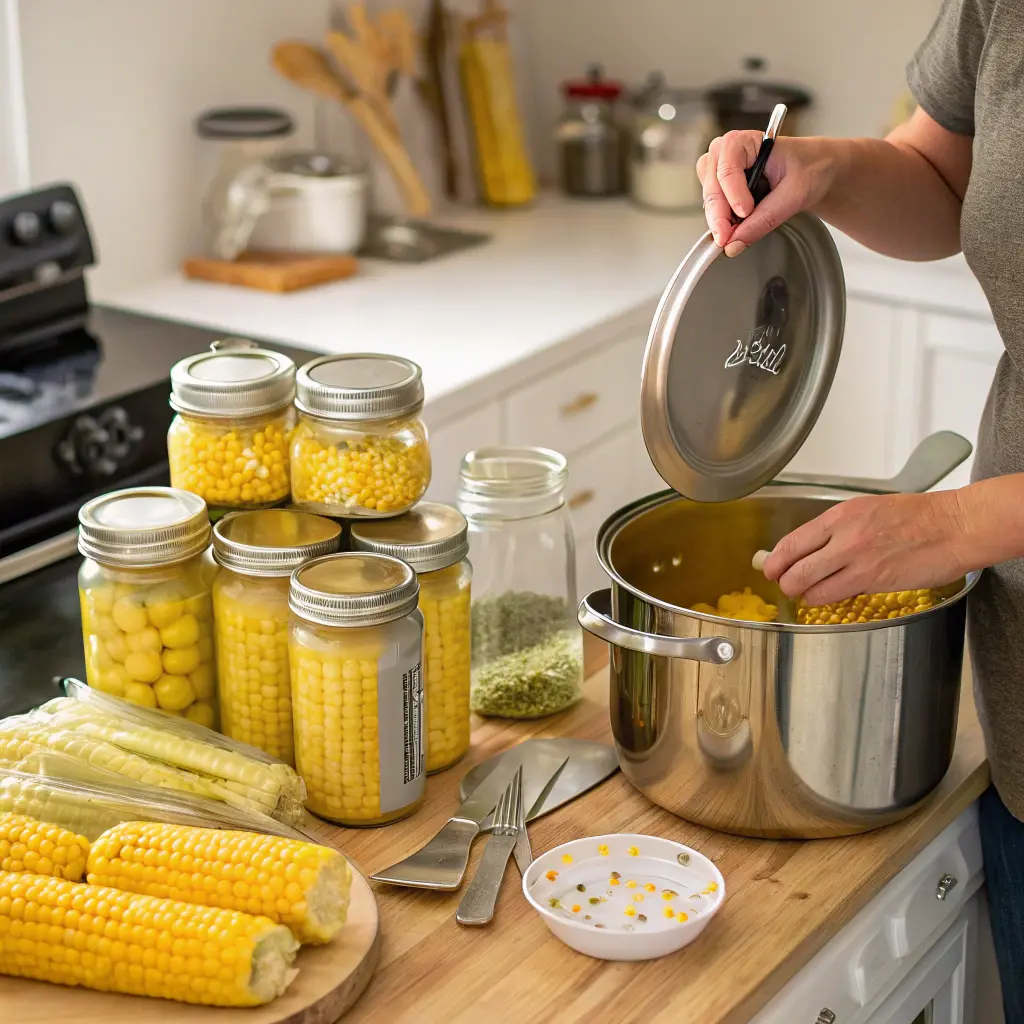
[313,661,989,1024]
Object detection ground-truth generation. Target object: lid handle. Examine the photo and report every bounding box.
[740,103,788,210]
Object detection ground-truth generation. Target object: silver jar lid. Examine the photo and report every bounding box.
[170,339,296,418]
[295,354,424,422]
[213,510,342,577]
[639,106,845,502]
[78,487,210,568]
[289,552,420,627]
[349,503,468,573]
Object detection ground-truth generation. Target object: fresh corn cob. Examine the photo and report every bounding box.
[0,870,298,1005]
[0,812,90,881]
[0,717,269,818]
[88,821,351,944]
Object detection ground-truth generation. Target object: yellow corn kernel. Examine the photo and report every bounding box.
[0,812,90,881]
[214,578,294,765]
[0,870,298,1005]
[419,564,471,773]
[797,589,940,625]
[289,418,429,516]
[88,821,351,944]
[168,411,292,509]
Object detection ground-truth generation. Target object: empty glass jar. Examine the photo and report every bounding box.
[289,553,425,826]
[456,447,583,719]
[290,354,431,518]
[212,509,342,765]
[350,503,472,772]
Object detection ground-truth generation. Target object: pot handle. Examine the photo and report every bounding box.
[774,431,972,495]
[578,589,738,665]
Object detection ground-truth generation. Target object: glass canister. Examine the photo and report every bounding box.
[289,553,425,826]
[78,487,218,723]
[456,447,583,719]
[168,339,296,510]
[290,354,431,518]
[350,503,471,773]
[212,509,342,765]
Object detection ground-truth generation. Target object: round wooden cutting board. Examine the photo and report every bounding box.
[0,870,379,1024]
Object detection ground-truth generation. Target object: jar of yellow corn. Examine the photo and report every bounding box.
[212,509,342,765]
[290,354,430,518]
[78,487,218,723]
[289,552,425,826]
[350,503,472,773]
[168,339,296,510]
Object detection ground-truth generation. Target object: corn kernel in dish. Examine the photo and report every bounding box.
[796,589,940,625]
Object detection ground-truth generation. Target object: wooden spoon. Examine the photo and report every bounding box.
[271,41,430,216]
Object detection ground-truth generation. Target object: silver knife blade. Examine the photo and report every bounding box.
[513,754,568,875]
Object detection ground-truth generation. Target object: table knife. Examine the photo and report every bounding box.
[513,754,569,876]
[370,746,567,890]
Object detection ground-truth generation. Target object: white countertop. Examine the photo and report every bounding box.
[108,194,994,423]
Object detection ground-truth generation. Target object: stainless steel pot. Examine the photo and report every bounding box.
[578,435,979,838]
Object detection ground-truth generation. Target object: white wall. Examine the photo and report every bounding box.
[520,0,943,181]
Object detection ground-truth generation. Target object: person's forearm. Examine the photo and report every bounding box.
[805,136,964,261]
[951,475,1024,571]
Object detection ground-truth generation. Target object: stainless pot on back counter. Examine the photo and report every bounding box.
[578,105,977,839]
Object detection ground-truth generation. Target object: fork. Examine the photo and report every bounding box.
[456,765,522,926]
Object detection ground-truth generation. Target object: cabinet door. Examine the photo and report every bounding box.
[784,297,898,481]
[423,402,503,504]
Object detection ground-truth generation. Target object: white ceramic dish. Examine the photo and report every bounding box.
[522,833,725,961]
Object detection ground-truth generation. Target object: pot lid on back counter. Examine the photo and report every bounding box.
[639,104,845,503]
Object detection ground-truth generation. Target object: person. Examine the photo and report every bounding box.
[696,0,1024,1016]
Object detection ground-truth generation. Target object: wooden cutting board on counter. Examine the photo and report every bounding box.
[183,251,359,293]
[0,870,379,1024]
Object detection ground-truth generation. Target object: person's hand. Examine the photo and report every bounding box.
[761,490,969,606]
[696,132,839,257]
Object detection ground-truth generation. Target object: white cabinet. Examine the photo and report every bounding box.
[423,401,502,505]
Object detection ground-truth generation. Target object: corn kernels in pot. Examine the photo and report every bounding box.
[168,410,293,509]
[797,589,939,625]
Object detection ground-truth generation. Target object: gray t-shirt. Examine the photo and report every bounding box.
[908,0,1024,816]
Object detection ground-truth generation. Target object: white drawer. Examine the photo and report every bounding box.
[423,402,503,505]
[567,430,635,601]
[505,333,643,457]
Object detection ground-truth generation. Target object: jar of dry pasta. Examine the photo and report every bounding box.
[168,339,296,509]
[289,552,425,826]
[78,487,218,723]
[350,503,471,773]
[212,509,342,765]
[290,354,431,517]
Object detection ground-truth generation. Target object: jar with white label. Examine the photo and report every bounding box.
[289,552,425,826]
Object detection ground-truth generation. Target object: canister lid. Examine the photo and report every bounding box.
[349,503,468,573]
[289,552,420,627]
[295,354,424,422]
[640,211,845,502]
[170,339,296,418]
[78,487,210,567]
[213,510,342,577]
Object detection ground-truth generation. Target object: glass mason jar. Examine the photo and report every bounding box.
[77,487,218,724]
[456,447,583,719]
[290,354,431,518]
[289,553,425,826]
[212,509,342,765]
[350,503,472,773]
[168,339,296,510]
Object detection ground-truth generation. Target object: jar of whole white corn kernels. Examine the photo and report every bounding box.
[290,354,431,517]
[212,509,342,765]
[289,552,425,825]
[168,339,296,509]
[350,504,471,773]
[78,487,218,724]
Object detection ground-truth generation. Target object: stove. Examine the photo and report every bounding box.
[0,184,321,717]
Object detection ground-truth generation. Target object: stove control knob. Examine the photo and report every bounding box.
[55,408,145,478]
[48,199,79,235]
[10,211,41,245]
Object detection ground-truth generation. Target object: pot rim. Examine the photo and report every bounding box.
[596,484,982,634]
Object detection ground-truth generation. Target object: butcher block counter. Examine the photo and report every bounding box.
[310,656,989,1024]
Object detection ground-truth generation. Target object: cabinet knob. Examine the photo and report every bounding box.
[568,489,595,510]
[816,1010,837,1024]
[936,873,958,901]
[560,391,599,416]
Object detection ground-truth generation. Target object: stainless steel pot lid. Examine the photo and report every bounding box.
[640,105,845,502]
